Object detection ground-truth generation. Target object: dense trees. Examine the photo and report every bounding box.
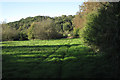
[71,2,120,78]
[1,15,75,41]
[73,2,108,37]
[83,2,120,55]
[2,2,120,58]
[7,15,74,33]
[1,2,120,78]
[73,1,120,62]
[27,19,62,40]
[73,2,110,44]
[27,22,35,40]
[8,16,51,29]
[1,23,19,41]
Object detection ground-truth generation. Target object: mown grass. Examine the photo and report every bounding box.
[1,38,118,79]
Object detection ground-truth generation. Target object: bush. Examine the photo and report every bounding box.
[1,23,19,41]
[83,2,120,56]
[28,19,63,40]
[18,31,28,40]
[27,22,35,40]
[73,27,79,38]
[0,24,2,41]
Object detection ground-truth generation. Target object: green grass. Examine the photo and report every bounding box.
[1,38,118,79]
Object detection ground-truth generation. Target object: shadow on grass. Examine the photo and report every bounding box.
[2,44,118,79]
[2,44,80,48]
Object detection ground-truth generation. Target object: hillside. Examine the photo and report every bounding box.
[7,15,75,30]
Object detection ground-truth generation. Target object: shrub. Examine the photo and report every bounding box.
[0,24,2,41]
[1,23,19,41]
[18,31,28,40]
[28,19,63,40]
[27,22,35,40]
[63,22,71,31]
[73,27,79,38]
[83,2,120,56]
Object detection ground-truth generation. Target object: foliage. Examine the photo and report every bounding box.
[1,2,120,79]
[73,27,79,37]
[28,19,63,40]
[18,31,28,40]
[27,22,35,40]
[83,2,120,56]
[63,22,71,31]
[1,23,19,41]
[5,15,75,41]
[73,2,108,38]
[73,13,85,29]
[0,24,2,41]
[7,16,51,29]
[54,15,74,33]
[7,15,74,33]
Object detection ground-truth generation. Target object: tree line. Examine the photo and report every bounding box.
[74,2,120,57]
[74,2,120,75]
[0,15,78,41]
[0,1,120,78]
[1,2,120,62]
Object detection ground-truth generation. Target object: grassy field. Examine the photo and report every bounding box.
[1,38,117,79]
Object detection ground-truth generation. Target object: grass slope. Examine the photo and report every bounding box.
[1,38,117,79]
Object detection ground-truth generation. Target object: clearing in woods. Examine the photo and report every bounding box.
[1,38,115,78]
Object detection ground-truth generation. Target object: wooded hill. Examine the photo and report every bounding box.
[1,15,76,41]
[7,15,75,32]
